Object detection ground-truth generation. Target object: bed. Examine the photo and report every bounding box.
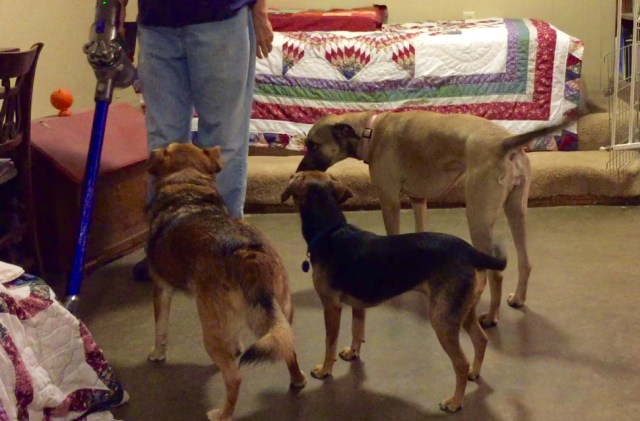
[0,261,126,420]
[249,15,584,153]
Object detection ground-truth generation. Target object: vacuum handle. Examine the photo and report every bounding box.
[83,0,136,100]
[89,0,121,43]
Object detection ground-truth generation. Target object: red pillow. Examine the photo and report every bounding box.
[268,5,388,32]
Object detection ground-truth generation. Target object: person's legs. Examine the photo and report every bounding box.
[138,24,193,152]
[184,7,256,218]
[134,25,194,281]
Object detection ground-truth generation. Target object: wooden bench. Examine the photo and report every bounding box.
[30,103,148,276]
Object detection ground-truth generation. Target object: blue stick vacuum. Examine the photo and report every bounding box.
[63,0,136,312]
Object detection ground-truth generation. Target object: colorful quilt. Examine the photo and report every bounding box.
[250,18,584,152]
[0,262,126,421]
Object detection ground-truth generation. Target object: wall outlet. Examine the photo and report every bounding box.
[463,11,475,20]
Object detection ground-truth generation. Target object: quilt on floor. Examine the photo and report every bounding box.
[0,262,124,421]
[250,18,583,152]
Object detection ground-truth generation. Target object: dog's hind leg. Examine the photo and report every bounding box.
[465,271,489,380]
[503,182,532,309]
[339,307,365,361]
[410,197,428,233]
[286,352,307,389]
[148,281,174,362]
[277,295,307,388]
[465,175,505,328]
[463,306,488,380]
[430,310,469,413]
[466,227,503,328]
[195,295,242,421]
[379,192,402,235]
[205,345,242,421]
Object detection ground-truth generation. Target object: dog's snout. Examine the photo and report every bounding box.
[296,156,330,172]
[296,158,314,172]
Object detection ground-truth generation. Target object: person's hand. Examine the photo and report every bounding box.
[251,2,273,59]
[117,0,128,36]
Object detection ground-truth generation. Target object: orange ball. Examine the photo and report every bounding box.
[50,88,74,116]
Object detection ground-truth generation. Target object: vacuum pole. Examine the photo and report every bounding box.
[64,0,135,312]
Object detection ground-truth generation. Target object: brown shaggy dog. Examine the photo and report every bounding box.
[145,143,306,421]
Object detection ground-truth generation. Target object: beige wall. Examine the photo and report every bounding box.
[0,0,139,119]
[0,0,614,119]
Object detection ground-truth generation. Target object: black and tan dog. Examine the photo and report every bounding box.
[145,143,306,421]
[281,171,507,413]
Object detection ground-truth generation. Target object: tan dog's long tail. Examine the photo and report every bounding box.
[501,118,576,153]
[235,250,295,366]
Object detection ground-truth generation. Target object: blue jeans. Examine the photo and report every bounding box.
[137,6,255,218]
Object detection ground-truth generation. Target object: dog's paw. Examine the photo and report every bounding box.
[478,313,498,329]
[290,370,307,389]
[439,397,463,413]
[310,364,332,380]
[467,370,480,381]
[338,346,360,361]
[289,370,307,389]
[206,408,231,421]
[507,293,525,308]
[147,347,166,362]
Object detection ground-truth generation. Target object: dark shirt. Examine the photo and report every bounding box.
[138,0,256,27]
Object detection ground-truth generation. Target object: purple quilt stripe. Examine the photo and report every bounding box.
[0,324,33,421]
[403,18,524,86]
[0,278,53,321]
[0,402,9,421]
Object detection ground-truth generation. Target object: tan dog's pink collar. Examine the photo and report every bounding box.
[357,114,378,164]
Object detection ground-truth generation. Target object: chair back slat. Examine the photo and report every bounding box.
[0,43,43,149]
[0,42,44,275]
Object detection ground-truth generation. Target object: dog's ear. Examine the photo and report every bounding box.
[335,186,354,204]
[330,179,354,204]
[280,186,293,203]
[147,148,165,176]
[203,146,223,173]
[331,123,359,141]
[331,123,360,156]
[280,174,296,203]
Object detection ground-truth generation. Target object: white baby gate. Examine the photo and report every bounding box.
[604,0,640,170]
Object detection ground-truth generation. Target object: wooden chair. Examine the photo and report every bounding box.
[0,43,44,274]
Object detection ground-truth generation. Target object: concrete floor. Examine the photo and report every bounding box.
[70,206,640,421]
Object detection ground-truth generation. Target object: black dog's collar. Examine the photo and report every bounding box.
[302,223,345,272]
[307,223,345,255]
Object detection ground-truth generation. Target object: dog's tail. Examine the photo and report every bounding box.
[239,298,295,366]
[234,250,295,366]
[501,117,576,154]
[472,242,508,272]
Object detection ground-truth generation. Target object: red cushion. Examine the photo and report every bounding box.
[268,5,388,32]
[31,103,147,183]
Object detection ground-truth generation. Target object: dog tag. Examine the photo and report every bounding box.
[301,260,310,273]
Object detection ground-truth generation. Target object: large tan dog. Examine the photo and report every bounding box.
[296,110,569,327]
[146,143,306,421]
